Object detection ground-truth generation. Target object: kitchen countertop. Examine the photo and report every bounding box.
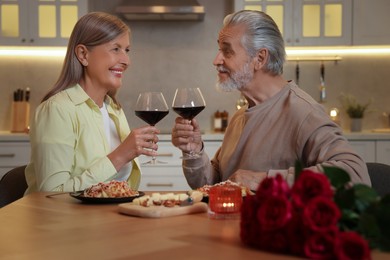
[342,130,390,140]
[0,131,29,142]
[158,132,225,141]
[1,130,390,142]
[0,131,226,142]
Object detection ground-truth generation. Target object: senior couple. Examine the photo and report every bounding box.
[24,10,370,195]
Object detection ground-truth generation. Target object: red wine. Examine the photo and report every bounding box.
[135,110,169,126]
[172,106,205,120]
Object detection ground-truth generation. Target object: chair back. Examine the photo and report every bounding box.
[366,162,390,197]
[0,165,27,208]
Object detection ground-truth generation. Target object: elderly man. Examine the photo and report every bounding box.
[171,10,370,191]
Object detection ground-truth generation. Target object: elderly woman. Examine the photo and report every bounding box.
[25,12,160,193]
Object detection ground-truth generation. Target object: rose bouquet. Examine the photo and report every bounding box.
[240,163,390,259]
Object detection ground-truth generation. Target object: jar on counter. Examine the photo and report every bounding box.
[221,110,228,132]
[213,110,222,132]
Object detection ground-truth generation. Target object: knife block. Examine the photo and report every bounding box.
[11,101,30,133]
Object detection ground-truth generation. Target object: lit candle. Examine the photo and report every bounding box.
[208,184,242,219]
[329,108,340,126]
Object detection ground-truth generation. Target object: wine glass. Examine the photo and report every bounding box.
[135,92,169,164]
[172,87,206,159]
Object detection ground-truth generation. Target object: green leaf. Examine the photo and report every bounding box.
[294,160,304,180]
[338,209,360,231]
[358,212,381,249]
[334,186,355,209]
[375,199,390,239]
[381,194,390,203]
[365,200,390,251]
[353,184,378,212]
[378,238,390,252]
[323,166,351,189]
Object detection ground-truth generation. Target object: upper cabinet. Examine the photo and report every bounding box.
[352,0,390,45]
[0,0,88,46]
[234,0,352,46]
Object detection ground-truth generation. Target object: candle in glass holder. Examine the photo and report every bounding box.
[329,108,341,126]
[208,184,242,219]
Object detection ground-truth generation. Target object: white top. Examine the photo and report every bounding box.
[100,103,132,181]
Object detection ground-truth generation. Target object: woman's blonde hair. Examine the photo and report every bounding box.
[41,12,130,107]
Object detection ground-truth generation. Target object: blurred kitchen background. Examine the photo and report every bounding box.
[1,0,390,133]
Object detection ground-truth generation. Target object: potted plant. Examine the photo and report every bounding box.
[339,94,372,132]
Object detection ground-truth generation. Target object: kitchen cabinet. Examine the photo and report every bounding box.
[352,0,390,45]
[349,140,376,163]
[376,141,390,165]
[234,0,352,46]
[138,139,221,191]
[0,0,87,46]
[0,142,30,180]
[349,140,390,165]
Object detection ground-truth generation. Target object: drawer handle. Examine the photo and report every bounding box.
[146,183,174,187]
[156,153,174,157]
[0,153,15,158]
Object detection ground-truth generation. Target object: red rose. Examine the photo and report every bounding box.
[303,197,341,232]
[256,174,290,203]
[258,230,288,253]
[286,213,307,256]
[335,231,371,260]
[291,170,333,209]
[304,229,338,260]
[240,219,262,247]
[257,195,292,231]
[239,168,373,259]
[240,195,260,246]
[240,195,258,225]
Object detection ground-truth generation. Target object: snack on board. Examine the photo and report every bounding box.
[83,180,139,198]
[132,191,203,208]
[190,180,253,197]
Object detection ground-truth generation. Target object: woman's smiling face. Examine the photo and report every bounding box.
[84,31,131,92]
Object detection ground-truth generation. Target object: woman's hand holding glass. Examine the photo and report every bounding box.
[108,125,160,171]
[135,92,169,164]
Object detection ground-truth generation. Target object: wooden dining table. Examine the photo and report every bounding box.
[0,192,388,260]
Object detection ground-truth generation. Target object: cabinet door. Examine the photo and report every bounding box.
[349,141,376,163]
[139,166,192,191]
[138,140,223,191]
[233,0,293,45]
[204,141,221,159]
[352,0,390,45]
[30,0,87,46]
[0,142,30,179]
[138,140,181,165]
[0,0,29,45]
[376,141,390,165]
[138,141,185,191]
[294,0,352,46]
[0,0,87,46]
[234,0,295,44]
[234,0,352,46]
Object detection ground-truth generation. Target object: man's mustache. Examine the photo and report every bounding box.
[216,65,230,73]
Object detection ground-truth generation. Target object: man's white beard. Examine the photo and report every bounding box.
[216,62,253,92]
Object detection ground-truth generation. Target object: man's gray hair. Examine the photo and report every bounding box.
[223,10,286,75]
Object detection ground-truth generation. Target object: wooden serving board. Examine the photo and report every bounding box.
[118,202,208,218]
